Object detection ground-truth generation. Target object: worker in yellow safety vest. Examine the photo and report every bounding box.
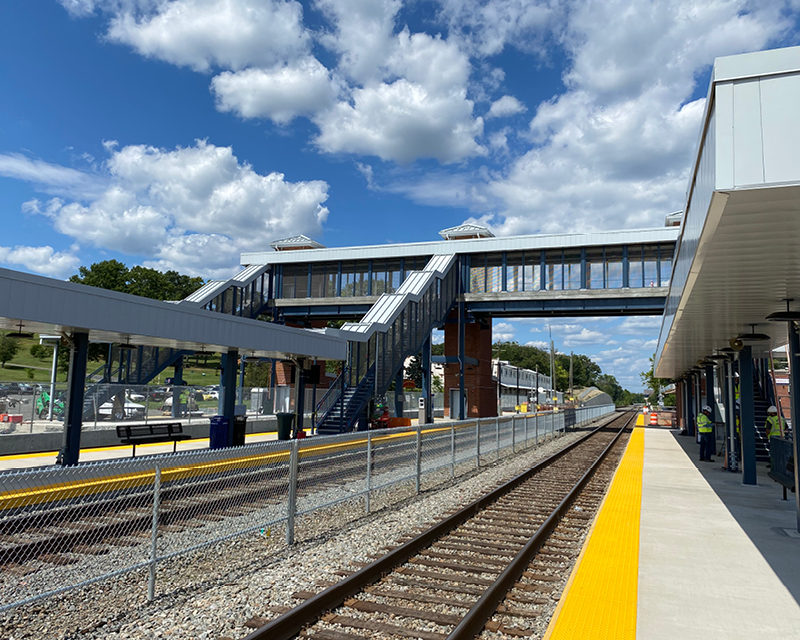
[765,406,786,442]
[697,405,715,462]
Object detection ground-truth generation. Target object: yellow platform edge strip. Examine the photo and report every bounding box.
[543,426,645,640]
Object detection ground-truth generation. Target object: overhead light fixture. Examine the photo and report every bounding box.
[708,354,729,360]
[737,324,771,341]
[5,322,33,339]
[118,339,136,351]
[766,299,800,322]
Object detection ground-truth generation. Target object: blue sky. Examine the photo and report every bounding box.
[1,1,799,390]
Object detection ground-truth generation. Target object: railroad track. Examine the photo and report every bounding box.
[240,411,635,640]
[0,418,556,571]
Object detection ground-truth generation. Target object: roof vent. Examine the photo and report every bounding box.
[269,235,326,251]
[439,224,495,240]
[664,211,683,227]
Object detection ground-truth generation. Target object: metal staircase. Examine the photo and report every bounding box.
[315,255,458,434]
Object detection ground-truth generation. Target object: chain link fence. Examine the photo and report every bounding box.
[0,404,615,613]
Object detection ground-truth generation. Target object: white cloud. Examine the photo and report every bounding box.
[26,140,329,278]
[103,0,310,72]
[0,245,80,279]
[487,95,526,118]
[314,80,486,163]
[562,328,608,346]
[525,340,549,350]
[617,316,663,335]
[211,57,338,124]
[493,321,516,341]
[0,153,106,200]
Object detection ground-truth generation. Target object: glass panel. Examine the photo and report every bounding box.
[605,247,623,289]
[341,262,355,297]
[295,264,309,298]
[643,244,659,288]
[586,248,604,289]
[660,247,673,286]
[310,264,325,298]
[386,259,402,293]
[282,265,296,299]
[486,254,503,292]
[506,254,523,292]
[470,254,486,293]
[371,260,387,295]
[564,250,581,290]
[523,252,541,291]
[628,244,643,288]
[354,261,369,296]
[325,267,337,297]
[545,250,563,291]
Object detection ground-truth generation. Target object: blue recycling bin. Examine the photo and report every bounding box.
[210,415,230,449]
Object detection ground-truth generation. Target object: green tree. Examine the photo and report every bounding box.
[30,344,52,360]
[406,356,422,389]
[70,260,204,302]
[70,259,129,293]
[0,334,19,368]
[640,354,674,404]
[244,361,271,388]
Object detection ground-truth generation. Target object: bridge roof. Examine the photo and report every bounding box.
[655,45,800,378]
[0,268,346,360]
[241,227,679,266]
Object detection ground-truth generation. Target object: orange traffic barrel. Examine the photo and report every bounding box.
[650,412,658,425]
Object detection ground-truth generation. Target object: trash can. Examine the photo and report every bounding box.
[232,415,247,447]
[210,415,230,449]
[276,412,294,441]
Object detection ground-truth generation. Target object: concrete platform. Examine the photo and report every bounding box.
[546,424,800,639]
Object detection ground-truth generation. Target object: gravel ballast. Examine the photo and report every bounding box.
[1,428,595,640]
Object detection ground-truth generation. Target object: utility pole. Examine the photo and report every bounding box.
[569,351,574,399]
[549,325,555,404]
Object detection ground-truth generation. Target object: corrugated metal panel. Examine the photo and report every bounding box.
[184,280,225,303]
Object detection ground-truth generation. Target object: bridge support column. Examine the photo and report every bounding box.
[443,311,496,419]
[171,357,183,419]
[220,350,238,445]
[686,375,695,438]
[420,335,433,424]
[739,347,757,485]
[59,332,89,467]
[295,359,306,436]
[394,370,404,418]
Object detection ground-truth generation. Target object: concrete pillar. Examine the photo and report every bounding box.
[295,359,306,436]
[739,347,757,485]
[686,375,695,438]
[788,323,800,530]
[220,350,238,444]
[59,332,89,467]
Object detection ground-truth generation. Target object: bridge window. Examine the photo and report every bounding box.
[325,267,337,297]
[629,244,644,288]
[586,248,605,289]
[659,247,672,286]
[470,254,486,293]
[506,255,523,292]
[387,259,402,293]
[605,247,623,288]
[643,244,659,287]
[487,254,503,292]
[310,264,326,298]
[371,260,387,295]
[281,265,296,298]
[524,252,541,290]
[545,250,563,290]
[564,250,581,290]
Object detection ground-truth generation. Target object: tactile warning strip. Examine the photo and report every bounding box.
[544,426,645,640]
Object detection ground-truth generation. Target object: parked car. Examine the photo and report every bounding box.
[98,398,146,421]
[203,390,219,401]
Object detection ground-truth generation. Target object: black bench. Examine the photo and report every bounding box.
[768,436,795,500]
[116,422,191,457]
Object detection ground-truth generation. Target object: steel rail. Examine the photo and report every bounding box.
[241,410,626,640]
[446,409,636,640]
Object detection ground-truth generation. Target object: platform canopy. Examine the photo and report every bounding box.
[655,46,800,378]
[0,268,346,361]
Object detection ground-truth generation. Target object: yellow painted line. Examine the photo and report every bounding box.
[543,427,645,640]
[635,413,646,426]
[0,423,470,510]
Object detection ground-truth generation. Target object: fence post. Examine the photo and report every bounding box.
[511,415,516,454]
[286,439,299,545]
[415,425,422,494]
[366,431,372,514]
[450,422,456,478]
[495,417,500,460]
[475,419,481,469]
[147,464,161,601]
[524,414,528,450]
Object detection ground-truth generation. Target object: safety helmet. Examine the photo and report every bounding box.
[768,405,778,413]
[702,405,712,413]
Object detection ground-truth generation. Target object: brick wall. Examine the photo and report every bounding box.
[442,314,497,418]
